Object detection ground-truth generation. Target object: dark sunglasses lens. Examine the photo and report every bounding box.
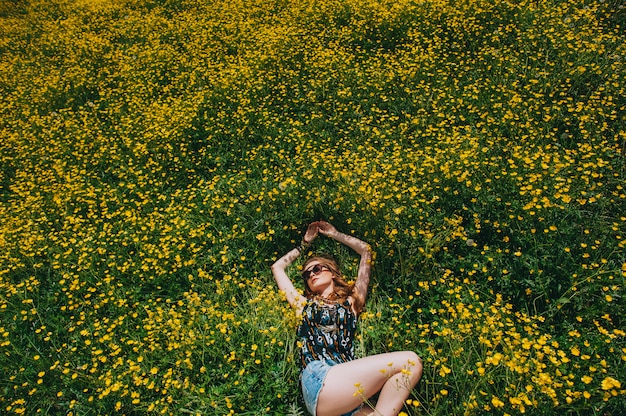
[303,264,324,280]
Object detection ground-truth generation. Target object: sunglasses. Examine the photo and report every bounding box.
[302,264,329,281]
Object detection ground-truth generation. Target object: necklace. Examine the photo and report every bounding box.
[315,292,340,305]
[317,300,339,335]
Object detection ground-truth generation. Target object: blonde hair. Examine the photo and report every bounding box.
[302,255,364,313]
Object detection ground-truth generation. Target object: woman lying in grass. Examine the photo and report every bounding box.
[271,221,422,416]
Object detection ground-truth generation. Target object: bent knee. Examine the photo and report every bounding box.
[401,350,420,366]
[404,351,423,381]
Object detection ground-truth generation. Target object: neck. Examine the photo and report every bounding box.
[319,286,336,299]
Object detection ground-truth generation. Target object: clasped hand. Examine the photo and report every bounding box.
[304,221,337,243]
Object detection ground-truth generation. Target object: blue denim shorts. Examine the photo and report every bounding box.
[300,359,363,416]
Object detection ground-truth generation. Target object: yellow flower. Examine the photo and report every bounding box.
[601,377,621,390]
[491,396,505,408]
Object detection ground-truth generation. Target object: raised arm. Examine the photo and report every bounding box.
[317,221,372,313]
[270,223,318,313]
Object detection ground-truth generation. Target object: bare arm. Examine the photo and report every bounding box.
[270,223,318,313]
[318,221,372,313]
[271,247,307,312]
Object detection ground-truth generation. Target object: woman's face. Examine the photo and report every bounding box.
[303,261,334,293]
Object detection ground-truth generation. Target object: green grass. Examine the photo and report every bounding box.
[0,0,625,414]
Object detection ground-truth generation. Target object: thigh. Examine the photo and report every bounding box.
[316,351,418,416]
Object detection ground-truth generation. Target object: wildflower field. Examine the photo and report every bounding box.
[1,0,625,414]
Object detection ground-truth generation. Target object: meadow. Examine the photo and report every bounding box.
[0,0,625,414]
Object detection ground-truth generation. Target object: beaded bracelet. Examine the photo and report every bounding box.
[296,239,310,253]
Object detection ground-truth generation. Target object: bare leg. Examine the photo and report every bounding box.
[316,351,422,416]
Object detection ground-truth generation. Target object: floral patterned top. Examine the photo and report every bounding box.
[297,298,357,369]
